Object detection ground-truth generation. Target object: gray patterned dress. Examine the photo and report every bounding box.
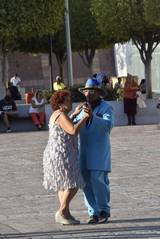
[43,119,85,192]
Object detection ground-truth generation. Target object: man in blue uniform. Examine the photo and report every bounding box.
[74,78,114,224]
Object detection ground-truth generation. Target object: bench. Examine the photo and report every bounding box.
[1,99,160,132]
[45,99,160,128]
[0,104,47,132]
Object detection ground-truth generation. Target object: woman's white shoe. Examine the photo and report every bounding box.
[55,211,80,225]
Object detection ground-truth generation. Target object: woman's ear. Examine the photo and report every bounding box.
[59,104,64,111]
[59,104,62,110]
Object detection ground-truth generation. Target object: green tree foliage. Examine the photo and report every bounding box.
[0,0,64,41]
[144,0,160,25]
[0,0,64,86]
[70,0,108,74]
[91,0,160,98]
[15,27,66,80]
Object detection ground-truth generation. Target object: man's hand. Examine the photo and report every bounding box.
[83,104,92,119]
[71,103,85,117]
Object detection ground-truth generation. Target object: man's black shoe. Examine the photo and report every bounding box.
[88,215,99,224]
[98,211,110,224]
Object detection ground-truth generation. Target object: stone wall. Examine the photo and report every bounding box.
[7,48,116,93]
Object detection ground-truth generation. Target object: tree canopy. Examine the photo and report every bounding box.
[0,0,64,47]
[0,0,64,87]
[70,0,109,73]
[91,0,160,97]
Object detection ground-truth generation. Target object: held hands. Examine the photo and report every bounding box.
[73,103,84,116]
[82,103,92,119]
[71,102,92,120]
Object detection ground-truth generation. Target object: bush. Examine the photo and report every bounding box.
[69,85,120,102]
[42,86,85,104]
[43,85,121,104]
[103,87,121,101]
[43,89,53,103]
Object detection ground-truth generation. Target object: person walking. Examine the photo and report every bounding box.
[73,78,114,224]
[43,90,90,225]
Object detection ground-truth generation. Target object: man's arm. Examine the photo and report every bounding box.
[91,105,114,133]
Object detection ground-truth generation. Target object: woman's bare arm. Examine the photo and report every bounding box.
[57,112,88,135]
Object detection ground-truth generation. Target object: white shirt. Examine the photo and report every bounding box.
[29,96,45,113]
[10,76,21,86]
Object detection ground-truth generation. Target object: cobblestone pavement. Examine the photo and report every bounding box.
[0,125,160,239]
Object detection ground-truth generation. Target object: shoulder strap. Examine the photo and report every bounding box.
[54,112,63,123]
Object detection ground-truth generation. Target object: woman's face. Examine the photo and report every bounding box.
[37,91,43,99]
[62,95,72,112]
[126,76,132,84]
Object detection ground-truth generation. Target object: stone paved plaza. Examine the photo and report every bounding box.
[0,125,160,239]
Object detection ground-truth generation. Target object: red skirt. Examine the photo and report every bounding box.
[124,98,137,115]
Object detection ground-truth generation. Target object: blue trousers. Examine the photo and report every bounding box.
[82,170,110,216]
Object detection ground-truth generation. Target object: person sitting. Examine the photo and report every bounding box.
[29,90,46,129]
[0,88,18,133]
[53,76,66,91]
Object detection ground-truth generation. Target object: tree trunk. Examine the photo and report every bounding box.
[88,62,93,75]
[133,37,160,99]
[144,58,152,98]
[56,55,64,79]
[0,46,8,98]
[55,53,66,84]
[78,48,95,75]
[2,50,9,87]
[59,63,64,80]
[0,53,6,98]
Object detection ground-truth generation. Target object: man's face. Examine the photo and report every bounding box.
[83,89,100,103]
[57,77,61,84]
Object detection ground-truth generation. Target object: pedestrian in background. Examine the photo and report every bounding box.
[10,73,21,87]
[123,74,139,125]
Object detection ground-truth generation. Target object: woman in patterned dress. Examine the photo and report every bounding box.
[43,90,90,225]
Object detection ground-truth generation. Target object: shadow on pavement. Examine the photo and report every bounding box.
[1,217,160,239]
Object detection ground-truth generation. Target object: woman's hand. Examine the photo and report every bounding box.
[73,103,84,116]
[82,104,92,119]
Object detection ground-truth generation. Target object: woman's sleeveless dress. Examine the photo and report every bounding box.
[43,120,85,191]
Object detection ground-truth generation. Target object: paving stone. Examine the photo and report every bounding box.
[0,125,160,238]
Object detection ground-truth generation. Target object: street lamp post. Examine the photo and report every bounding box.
[64,0,74,87]
[49,35,54,92]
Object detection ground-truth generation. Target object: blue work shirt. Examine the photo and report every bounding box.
[74,100,114,172]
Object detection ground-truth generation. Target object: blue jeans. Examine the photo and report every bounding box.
[82,170,110,216]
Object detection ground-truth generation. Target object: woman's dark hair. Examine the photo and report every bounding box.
[140,79,146,85]
[50,90,71,110]
[35,90,43,98]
